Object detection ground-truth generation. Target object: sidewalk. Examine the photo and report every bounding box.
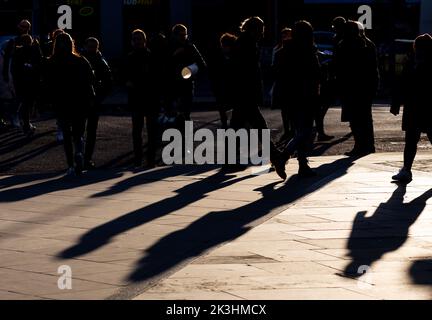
[1,152,432,300]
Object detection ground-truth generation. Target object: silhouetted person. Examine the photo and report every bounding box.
[82,37,113,170]
[44,33,96,176]
[272,27,294,140]
[2,20,32,84]
[332,16,346,47]
[41,29,65,59]
[208,33,237,129]
[167,24,206,121]
[148,32,169,123]
[335,20,379,157]
[125,29,159,169]
[2,20,38,129]
[40,29,66,142]
[10,34,42,137]
[272,27,292,64]
[276,20,320,178]
[230,16,287,180]
[391,34,432,183]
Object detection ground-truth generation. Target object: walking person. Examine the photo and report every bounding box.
[272,27,294,141]
[391,34,432,183]
[230,16,287,180]
[208,32,237,129]
[125,29,159,169]
[44,33,96,176]
[2,20,39,129]
[10,34,42,137]
[167,24,206,122]
[82,37,113,170]
[335,20,379,157]
[276,20,321,177]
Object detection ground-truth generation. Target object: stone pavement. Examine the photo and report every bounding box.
[1,152,432,300]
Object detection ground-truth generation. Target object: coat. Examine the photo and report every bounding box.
[335,37,379,122]
[392,58,432,132]
[125,47,158,114]
[44,53,95,117]
[11,45,42,99]
[82,51,112,101]
[231,33,264,108]
[272,41,321,127]
[167,40,206,98]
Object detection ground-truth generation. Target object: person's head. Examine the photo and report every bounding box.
[414,33,432,63]
[344,20,361,40]
[20,34,33,48]
[84,37,100,54]
[131,29,147,50]
[172,24,188,44]
[240,16,265,41]
[53,32,76,57]
[51,28,65,40]
[280,27,293,43]
[332,16,346,35]
[220,33,237,54]
[17,20,31,35]
[292,20,314,47]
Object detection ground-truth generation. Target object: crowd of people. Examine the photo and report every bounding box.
[0,15,431,183]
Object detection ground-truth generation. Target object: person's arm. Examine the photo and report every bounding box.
[191,43,207,70]
[100,55,113,95]
[2,39,14,82]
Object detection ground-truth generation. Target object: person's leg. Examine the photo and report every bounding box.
[84,106,99,166]
[145,112,158,167]
[281,107,293,140]
[132,109,144,167]
[246,106,286,179]
[179,91,193,121]
[362,104,376,152]
[71,116,86,174]
[20,98,32,134]
[218,105,228,129]
[59,117,74,169]
[404,129,421,171]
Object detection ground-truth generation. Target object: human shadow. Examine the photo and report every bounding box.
[0,170,124,203]
[344,184,432,277]
[0,130,23,145]
[0,130,56,155]
[58,167,252,259]
[119,157,356,283]
[409,259,432,287]
[91,164,216,198]
[310,133,353,157]
[0,172,60,190]
[0,141,59,172]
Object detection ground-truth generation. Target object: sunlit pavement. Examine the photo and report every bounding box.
[1,152,432,300]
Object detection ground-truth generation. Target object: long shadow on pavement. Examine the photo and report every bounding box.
[123,157,356,286]
[0,141,59,172]
[58,166,253,259]
[55,156,355,295]
[344,184,432,277]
